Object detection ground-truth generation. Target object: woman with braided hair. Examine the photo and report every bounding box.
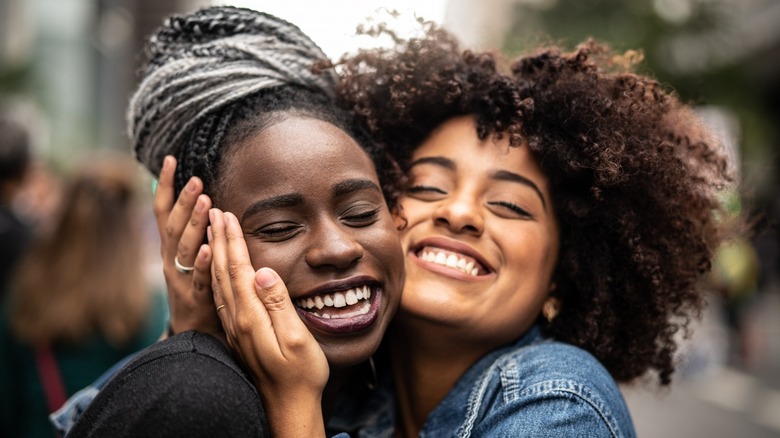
[66,6,404,437]
[193,20,732,438]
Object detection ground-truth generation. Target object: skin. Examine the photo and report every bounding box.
[153,158,218,340]
[390,115,560,436]
[213,116,404,367]
[162,115,560,437]
[159,115,404,437]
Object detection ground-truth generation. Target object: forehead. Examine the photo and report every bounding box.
[218,116,378,208]
[413,116,543,180]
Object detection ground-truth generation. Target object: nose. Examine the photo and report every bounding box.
[433,192,484,236]
[304,219,364,269]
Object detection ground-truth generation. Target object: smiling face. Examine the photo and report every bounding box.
[398,115,559,348]
[216,115,404,368]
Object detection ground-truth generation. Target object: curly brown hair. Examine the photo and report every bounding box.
[336,23,731,385]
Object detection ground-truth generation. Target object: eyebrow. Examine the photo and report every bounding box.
[240,178,382,222]
[332,178,383,198]
[491,170,547,210]
[408,156,547,210]
[241,193,304,222]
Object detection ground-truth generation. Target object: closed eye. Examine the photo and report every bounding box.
[488,201,532,218]
[407,185,447,195]
[248,223,303,241]
[344,208,380,226]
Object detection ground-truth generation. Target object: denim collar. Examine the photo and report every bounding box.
[327,326,546,437]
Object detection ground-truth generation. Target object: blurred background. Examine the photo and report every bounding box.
[1,0,778,436]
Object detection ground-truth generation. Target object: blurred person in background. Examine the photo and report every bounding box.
[0,152,167,438]
[0,115,34,295]
[12,159,63,239]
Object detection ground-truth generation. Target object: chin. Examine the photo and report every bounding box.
[321,332,384,368]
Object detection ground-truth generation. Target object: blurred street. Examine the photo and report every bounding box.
[623,289,780,437]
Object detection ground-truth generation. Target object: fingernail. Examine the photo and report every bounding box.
[162,156,172,170]
[186,178,197,192]
[256,267,278,288]
[208,208,216,223]
[207,226,213,242]
[194,195,205,213]
[226,212,238,227]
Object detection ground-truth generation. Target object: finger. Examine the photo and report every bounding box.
[153,156,176,237]
[221,212,281,350]
[253,267,315,358]
[222,212,272,320]
[176,194,211,268]
[163,176,203,263]
[209,208,252,345]
[221,212,263,312]
[209,209,234,314]
[191,243,213,305]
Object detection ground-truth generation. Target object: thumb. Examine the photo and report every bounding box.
[254,267,293,313]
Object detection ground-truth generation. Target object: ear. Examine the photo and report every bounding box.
[542,297,561,323]
[392,205,408,231]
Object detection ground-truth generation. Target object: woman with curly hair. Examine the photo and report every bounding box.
[338,28,730,386]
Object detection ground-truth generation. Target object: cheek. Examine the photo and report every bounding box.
[366,223,404,268]
[500,227,558,273]
[398,200,429,248]
[246,242,301,280]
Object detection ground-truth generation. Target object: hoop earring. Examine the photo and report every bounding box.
[542,298,560,323]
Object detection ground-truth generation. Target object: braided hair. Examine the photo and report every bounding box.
[128,6,401,208]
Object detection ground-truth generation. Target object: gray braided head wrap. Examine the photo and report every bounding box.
[128,6,337,178]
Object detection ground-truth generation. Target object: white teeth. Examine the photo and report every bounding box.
[333,292,347,308]
[324,300,371,319]
[296,285,374,314]
[420,249,482,277]
[445,254,458,268]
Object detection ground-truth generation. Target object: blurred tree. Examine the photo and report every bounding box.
[503,0,780,217]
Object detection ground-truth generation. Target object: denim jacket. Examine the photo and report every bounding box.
[328,325,636,438]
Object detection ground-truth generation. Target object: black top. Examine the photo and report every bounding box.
[68,331,268,437]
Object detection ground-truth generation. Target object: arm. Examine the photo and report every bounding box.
[209,209,329,438]
[67,334,268,438]
[153,155,222,340]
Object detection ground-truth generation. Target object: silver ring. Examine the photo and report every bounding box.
[174,256,195,274]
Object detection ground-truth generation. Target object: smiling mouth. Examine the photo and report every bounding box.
[295,285,374,319]
[416,246,489,276]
